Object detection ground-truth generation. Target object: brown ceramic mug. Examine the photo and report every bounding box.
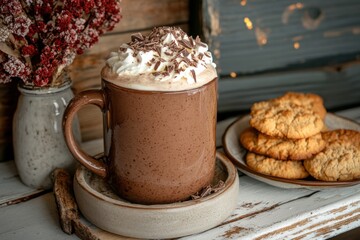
[63,76,217,204]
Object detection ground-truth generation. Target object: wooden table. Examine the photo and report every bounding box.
[1,106,359,240]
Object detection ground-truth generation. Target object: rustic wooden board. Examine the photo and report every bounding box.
[201,0,360,75]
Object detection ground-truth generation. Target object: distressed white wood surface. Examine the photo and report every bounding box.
[0,107,359,240]
[0,141,103,207]
[181,180,360,240]
[0,193,76,240]
[0,161,44,207]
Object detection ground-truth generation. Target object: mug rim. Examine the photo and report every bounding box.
[101,77,217,94]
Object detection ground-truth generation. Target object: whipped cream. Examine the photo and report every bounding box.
[103,27,217,91]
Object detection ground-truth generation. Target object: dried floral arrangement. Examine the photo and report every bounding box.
[0,0,121,87]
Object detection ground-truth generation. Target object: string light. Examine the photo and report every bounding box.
[230,72,237,78]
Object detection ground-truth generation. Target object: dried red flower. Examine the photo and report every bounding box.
[21,45,37,56]
[0,0,122,87]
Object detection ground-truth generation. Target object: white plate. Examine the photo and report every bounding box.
[73,152,239,239]
[222,113,360,190]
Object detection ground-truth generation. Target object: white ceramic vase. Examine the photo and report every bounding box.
[12,77,81,189]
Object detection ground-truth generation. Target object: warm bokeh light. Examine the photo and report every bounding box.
[293,42,300,49]
[288,2,304,11]
[244,17,253,30]
[255,27,268,46]
[282,2,305,24]
[240,0,247,6]
[230,72,237,78]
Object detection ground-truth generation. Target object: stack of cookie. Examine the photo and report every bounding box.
[240,92,327,180]
[240,92,360,181]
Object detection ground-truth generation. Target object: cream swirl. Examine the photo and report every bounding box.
[105,27,216,90]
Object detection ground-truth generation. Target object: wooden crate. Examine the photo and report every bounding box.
[200,0,360,114]
[69,0,189,141]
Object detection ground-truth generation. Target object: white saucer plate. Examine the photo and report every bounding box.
[222,113,360,190]
[73,151,239,239]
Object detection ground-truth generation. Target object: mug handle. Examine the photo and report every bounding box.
[63,89,107,178]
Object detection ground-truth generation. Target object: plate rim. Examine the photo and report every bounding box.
[222,113,360,188]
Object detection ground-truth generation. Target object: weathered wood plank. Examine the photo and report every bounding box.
[220,176,315,224]
[201,0,360,75]
[0,161,45,207]
[180,183,360,240]
[218,63,360,113]
[2,175,359,240]
[0,193,77,240]
[111,0,189,34]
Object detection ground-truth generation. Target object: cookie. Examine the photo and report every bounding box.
[275,92,327,119]
[304,142,360,181]
[304,129,360,181]
[250,100,324,139]
[246,152,309,179]
[322,129,360,148]
[240,127,326,160]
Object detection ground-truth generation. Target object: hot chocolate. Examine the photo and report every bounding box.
[63,27,218,204]
[103,80,217,203]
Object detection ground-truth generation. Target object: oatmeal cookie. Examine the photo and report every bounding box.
[246,152,309,179]
[275,92,327,119]
[250,100,324,139]
[322,129,360,148]
[304,129,360,181]
[240,127,326,160]
[304,142,360,181]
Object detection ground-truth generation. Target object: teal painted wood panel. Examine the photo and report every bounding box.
[217,64,360,112]
[202,0,360,75]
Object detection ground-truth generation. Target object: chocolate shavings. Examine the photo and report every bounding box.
[190,180,225,200]
[123,27,212,80]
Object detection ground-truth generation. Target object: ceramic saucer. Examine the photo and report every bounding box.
[73,151,239,239]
